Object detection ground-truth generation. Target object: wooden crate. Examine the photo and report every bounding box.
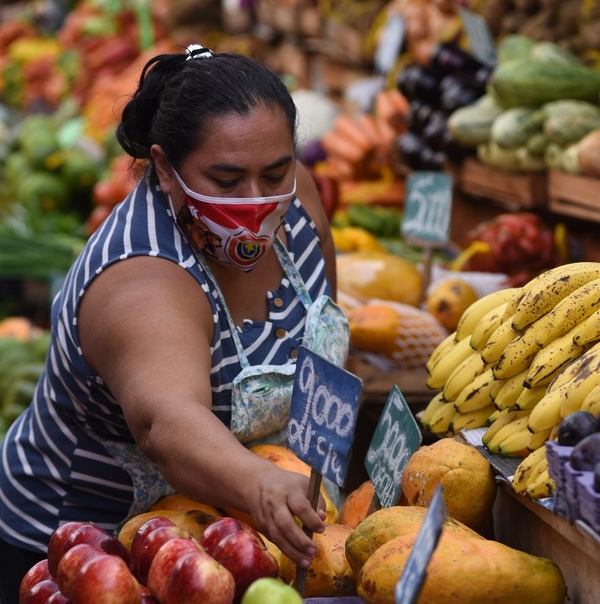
[457,157,547,210]
[547,169,600,223]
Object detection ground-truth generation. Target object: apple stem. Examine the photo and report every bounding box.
[293,468,322,596]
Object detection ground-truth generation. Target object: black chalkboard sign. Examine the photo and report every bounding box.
[401,172,453,246]
[394,486,447,604]
[459,8,497,67]
[287,346,362,488]
[364,386,422,508]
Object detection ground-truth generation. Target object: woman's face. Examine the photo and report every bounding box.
[167,104,296,202]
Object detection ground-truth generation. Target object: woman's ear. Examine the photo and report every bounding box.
[151,144,174,194]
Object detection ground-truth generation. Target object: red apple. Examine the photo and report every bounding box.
[198,517,260,555]
[140,583,159,603]
[131,523,191,585]
[129,517,178,579]
[56,543,105,598]
[47,521,89,576]
[146,537,203,602]
[161,550,236,604]
[64,552,142,604]
[21,578,62,604]
[47,591,71,603]
[65,523,130,567]
[210,530,279,601]
[19,558,51,601]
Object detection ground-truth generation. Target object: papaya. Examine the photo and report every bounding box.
[280,523,356,598]
[425,279,479,331]
[148,493,223,517]
[344,504,482,575]
[356,530,567,604]
[116,509,187,550]
[401,438,497,534]
[339,480,376,529]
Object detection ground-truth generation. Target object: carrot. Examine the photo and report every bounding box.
[373,115,399,146]
[387,88,410,118]
[357,113,390,151]
[321,130,365,165]
[322,156,356,181]
[332,114,374,153]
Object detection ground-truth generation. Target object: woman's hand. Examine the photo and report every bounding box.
[248,463,326,567]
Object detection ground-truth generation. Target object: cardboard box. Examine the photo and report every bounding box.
[457,157,547,210]
[547,169,600,224]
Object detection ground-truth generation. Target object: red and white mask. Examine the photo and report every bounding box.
[171,169,296,271]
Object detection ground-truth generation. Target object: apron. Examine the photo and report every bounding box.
[95,237,349,517]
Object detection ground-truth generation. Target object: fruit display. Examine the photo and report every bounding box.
[420,261,600,502]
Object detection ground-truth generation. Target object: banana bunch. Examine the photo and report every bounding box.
[421,261,600,476]
[511,445,555,499]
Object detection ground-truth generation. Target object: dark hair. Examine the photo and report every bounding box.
[116,47,298,170]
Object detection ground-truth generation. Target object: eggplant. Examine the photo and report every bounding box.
[396,131,426,170]
[430,42,483,76]
[439,84,480,114]
[409,101,435,134]
[439,130,474,163]
[422,110,448,151]
[397,64,439,105]
[419,147,447,171]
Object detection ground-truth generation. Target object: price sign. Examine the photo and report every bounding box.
[364,386,422,508]
[401,172,453,246]
[374,13,406,75]
[287,346,362,487]
[459,8,497,67]
[394,486,447,604]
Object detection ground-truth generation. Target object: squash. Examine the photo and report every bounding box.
[543,112,600,146]
[577,128,600,178]
[356,530,567,604]
[401,438,497,534]
[491,106,543,149]
[447,94,504,148]
[488,58,600,108]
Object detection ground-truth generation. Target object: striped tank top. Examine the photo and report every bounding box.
[0,173,331,553]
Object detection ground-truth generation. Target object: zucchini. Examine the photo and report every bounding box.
[477,141,521,171]
[488,58,600,108]
[496,34,535,63]
[561,143,580,174]
[529,41,584,66]
[526,131,550,156]
[534,99,600,123]
[544,143,565,170]
[544,113,600,146]
[490,107,543,149]
[447,94,504,148]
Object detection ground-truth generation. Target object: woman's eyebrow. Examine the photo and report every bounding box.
[209,155,294,172]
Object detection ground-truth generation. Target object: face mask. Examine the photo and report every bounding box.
[171,169,296,271]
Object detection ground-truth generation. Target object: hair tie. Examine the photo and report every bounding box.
[186,44,214,60]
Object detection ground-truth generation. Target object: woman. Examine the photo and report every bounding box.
[0,45,349,600]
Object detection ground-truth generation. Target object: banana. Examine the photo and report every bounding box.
[572,308,600,347]
[426,331,458,374]
[426,335,474,390]
[427,401,459,434]
[514,385,547,411]
[442,351,486,402]
[480,319,520,365]
[452,367,497,413]
[524,323,592,389]
[581,383,600,416]
[455,287,521,342]
[481,408,530,448]
[493,323,542,380]
[511,444,548,494]
[492,368,529,411]
[469,302,509,351]
[419,391,447,430]
[485,414,531,455]
[559,361,600,419]
[534,277,600,347]
[526,466,555,499]
[497,426,552,457]
[449,404,496,433]
[546,341,600,392]
[527,387,564,434]
[511,261,600,332]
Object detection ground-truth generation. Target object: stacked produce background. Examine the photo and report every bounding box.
[2,0,600,602]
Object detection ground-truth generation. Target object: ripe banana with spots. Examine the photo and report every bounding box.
[455,287,520,342]
[469,302,509,351]
[492,368,529,411]
[497,425,552,457]
[481,319,520,365]
[493,323,542,380]
[453,367,497,413]
[533,277,600,347]
[420,391,447,430]
[527,387,564,434]
[442,350,486,402]
[510,261,600,332]
[524,323,592,389]
[512,444,548,494]
[426,331,458,374]
[449,404,496,433]
[427,400,459,434]
[546,341,600,393]
[572,308,600,347]
[485,414,531,455]
[426,334,474,390]
[481,408,530,448]
[581,383,600,416]
[559,360,600,419]
[514,385,547,411]
[526,464,555,499]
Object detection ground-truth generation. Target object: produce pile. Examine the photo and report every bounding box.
[420,260,600,500]
[19,441,569,604]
